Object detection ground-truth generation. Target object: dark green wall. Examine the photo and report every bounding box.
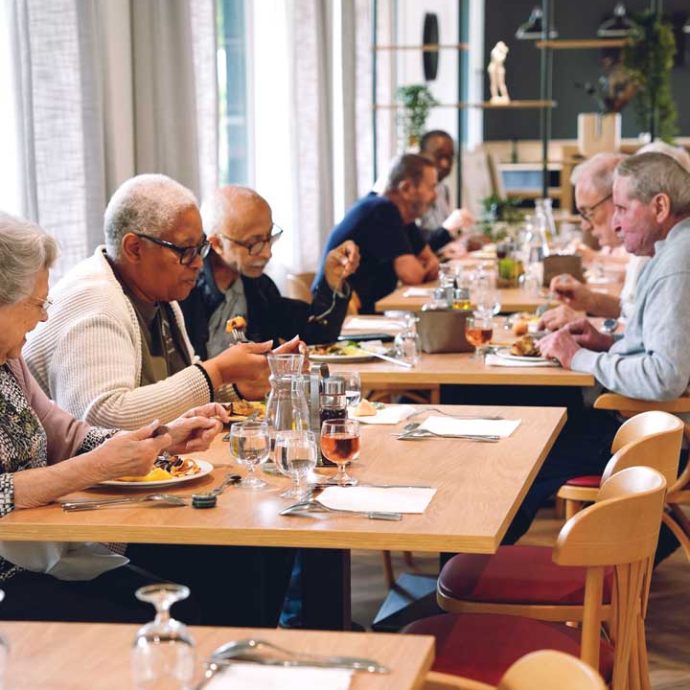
[483,0,690,140]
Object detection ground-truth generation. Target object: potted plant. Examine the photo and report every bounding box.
[396,84,438,149]
[623,9,677,142]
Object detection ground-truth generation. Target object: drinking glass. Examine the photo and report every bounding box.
[131,584,195,690]
[465,316,494,360]
[320,419,361,486]
[343,371,361,407]
[229,421,270,489]
[274,430,318,499]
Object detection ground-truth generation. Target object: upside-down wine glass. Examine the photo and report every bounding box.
[131,583,195,690]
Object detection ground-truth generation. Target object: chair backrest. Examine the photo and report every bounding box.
[285,272,315,303]
[611,410,684,454]
[497,650,607,690]
[423,651,606,690]
[553,467,666,690]
[601,413,684,486]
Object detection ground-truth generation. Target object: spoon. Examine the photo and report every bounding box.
[192,473,241,501]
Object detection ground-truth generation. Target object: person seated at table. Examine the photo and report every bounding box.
[314,153,440,314]
[506,153,690,563]
[417,130,475,252]
[538,152,644,332]
[0,212,226,623]
[181,185,360,357]
[540,144,690,332]
[25,173,301,429]
[23,175,298,625]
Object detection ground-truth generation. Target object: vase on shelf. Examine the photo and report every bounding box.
[577,113,621,157]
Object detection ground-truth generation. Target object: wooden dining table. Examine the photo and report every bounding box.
[0,405,566,631]
[0,621,434,690]
[374,282,555,314]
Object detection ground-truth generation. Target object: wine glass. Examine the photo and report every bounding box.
[131,584,195,690]
[320,419,361,486]
[343,371,361,407]
[465,315,494,360]
[274,430,318,499]
[229,421,270,489]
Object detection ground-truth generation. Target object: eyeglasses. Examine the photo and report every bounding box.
[133,232,210,265]
[577,194,612,223]
[218,226,284,256]
[28,295,53,312]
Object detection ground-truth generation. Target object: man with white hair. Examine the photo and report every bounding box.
[182,185,359,358]
[24,173,299,626]
[26,174,296,429]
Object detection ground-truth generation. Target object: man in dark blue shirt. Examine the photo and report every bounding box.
[314,153,440,314]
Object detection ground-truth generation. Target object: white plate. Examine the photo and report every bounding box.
[494,346,550,364]
[99,459,214,488]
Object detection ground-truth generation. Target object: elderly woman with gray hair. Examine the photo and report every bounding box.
[0,212,229,622]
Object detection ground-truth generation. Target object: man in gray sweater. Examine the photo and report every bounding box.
[506,153,690,549]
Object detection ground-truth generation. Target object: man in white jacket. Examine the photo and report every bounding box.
[25,174,299,429]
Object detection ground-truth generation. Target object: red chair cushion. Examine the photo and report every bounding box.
[404,612,614,685]
[564,475,602,488]
[438,546,613,605]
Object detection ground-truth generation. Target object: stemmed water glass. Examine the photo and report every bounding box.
[465,315,494,360]
[131,583,195,690]
[274,430,318,499]
[229,421,270,489]
[320,419,361,486]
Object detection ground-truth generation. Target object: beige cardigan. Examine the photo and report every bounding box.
[25,247,214,429]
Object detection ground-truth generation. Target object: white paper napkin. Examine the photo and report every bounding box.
[418,415,521,438]
[203,663,352,690]
[318,486,436,513]
[349,404,416,425]
[402,287,434,297]
[341,317,406,334]
[485,354,559,368]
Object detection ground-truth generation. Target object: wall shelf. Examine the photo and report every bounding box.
[374,43,469,51]
[374,100,556,110]
[535,38,628,50]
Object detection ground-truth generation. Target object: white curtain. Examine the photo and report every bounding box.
[7,0,217,280]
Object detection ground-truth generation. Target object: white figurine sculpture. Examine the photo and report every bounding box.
[488,41,510,104]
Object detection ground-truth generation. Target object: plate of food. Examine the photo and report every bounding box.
[221,400,266,422]
[308,342,376,363]
[100,456,213,488]
[495,335,551,363]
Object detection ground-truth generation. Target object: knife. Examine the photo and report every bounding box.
[208,655,389,673]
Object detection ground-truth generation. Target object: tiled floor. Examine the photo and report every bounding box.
[351,507,690,688]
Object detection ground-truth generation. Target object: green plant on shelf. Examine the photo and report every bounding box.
[623,10,677,142]
[396,84,439,149]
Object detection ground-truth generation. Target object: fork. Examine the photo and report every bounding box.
[280,498,402,520]
[406,408,504,421]
[395,425,500,442]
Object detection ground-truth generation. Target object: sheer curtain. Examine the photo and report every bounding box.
[6,0,217,280]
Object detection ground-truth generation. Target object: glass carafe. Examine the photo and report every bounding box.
[265,353,309,433]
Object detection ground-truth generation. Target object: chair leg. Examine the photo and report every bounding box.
[662,510,690,562]
[381,551,395,589]
[403,551,415,569]
[564,499,583,521]
[636,614,652,690]
[554,496,566,519]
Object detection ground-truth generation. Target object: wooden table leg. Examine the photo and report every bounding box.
[301,548,352,630]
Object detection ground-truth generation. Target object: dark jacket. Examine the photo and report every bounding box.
[181,256,350,358]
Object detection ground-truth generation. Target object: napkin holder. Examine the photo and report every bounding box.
[417,308,473,353]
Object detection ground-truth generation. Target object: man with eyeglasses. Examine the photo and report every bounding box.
[26,174,300,429]
[537,152,649,332]
[181,185,360,358]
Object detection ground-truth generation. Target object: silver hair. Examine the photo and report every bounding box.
[615,152,690,216]
[104,174,198,257]
[200,186,266,236]
[571,152,627,195]
[637,141,690,172]
[0,212,58,306]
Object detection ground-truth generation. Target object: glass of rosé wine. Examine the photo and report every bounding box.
[320,419,361,486]
[465,315,494,360]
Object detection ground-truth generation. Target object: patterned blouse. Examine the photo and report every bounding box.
[0,363,116,581]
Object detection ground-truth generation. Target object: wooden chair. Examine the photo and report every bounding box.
[559,399,690,560]
[423,650,606,690]
[406,467,667,690]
